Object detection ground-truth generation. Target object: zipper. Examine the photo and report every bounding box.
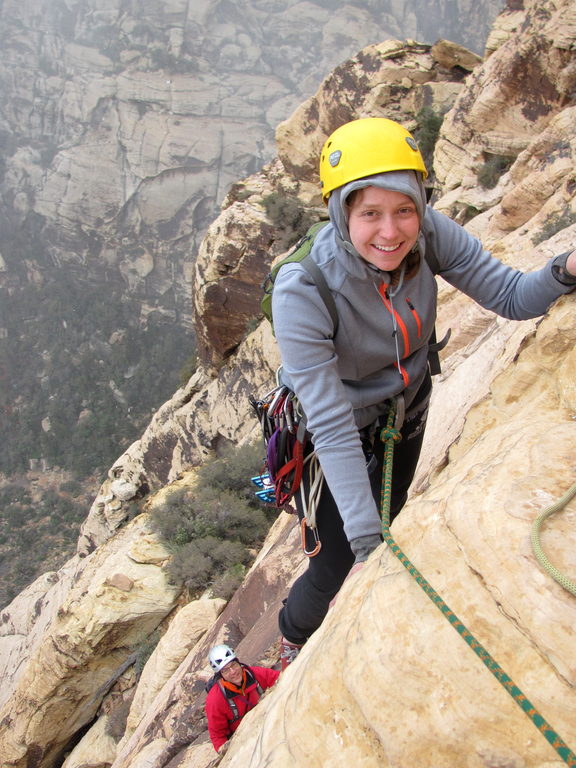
[405,297,422,338]
[378,282,410,386]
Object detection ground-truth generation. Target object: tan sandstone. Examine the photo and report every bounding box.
[1,1,575,767]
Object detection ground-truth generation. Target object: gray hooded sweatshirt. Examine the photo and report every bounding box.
[271,173,574,552]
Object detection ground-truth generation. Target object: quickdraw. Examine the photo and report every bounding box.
[379,405,576,765]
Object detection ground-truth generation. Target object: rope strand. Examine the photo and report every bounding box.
[530,482,576,596]
[379,405,576,766]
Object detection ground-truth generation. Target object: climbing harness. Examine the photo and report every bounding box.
[530,481,576,596]
[378,404,576,766]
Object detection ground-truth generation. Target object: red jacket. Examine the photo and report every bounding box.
[205,664,280,751]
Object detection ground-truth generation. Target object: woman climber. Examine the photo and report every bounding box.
[270,116,576,668]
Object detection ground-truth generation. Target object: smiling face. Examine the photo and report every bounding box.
[347,186,420,272]
[220,659,243,686]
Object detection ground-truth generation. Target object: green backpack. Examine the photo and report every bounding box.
[260,220,448,374]
[261,221,337,335]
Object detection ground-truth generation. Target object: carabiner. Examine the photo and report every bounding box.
[301,518,321,557]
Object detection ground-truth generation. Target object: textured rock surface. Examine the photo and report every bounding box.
[121,596,227,743]
[61,714,117,768]
[111,510,306,768]
[0,515,180,767]
[1,1,575,767]
[216,298,576,768]
[434,0,576,215]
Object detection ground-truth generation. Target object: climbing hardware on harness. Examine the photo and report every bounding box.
[249,384,308,507]
[249,382,323,557]
[378,405,576,766]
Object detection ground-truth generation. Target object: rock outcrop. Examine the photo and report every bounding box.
[0,514,181,767]
[1,0,575,766]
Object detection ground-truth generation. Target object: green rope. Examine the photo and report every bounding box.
[530,482,576,596]
[379,406,576,766]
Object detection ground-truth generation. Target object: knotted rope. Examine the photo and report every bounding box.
[379,404,576,766]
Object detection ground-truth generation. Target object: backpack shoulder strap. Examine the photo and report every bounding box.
[300,253,339,336]
[218,681,240,724]
[261,220,337,336]
[421,245,451,374]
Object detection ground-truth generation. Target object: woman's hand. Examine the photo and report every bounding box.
[566,250,576,277]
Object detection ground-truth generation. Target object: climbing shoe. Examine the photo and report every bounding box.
[280,638,303,670]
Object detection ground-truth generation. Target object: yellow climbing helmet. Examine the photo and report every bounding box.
[319,117,428,202]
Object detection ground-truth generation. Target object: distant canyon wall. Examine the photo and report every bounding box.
[0,0,501,325]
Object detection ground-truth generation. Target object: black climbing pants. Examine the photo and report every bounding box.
[278,373,431,646]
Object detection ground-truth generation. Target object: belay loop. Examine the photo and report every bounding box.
[378,405,576,765]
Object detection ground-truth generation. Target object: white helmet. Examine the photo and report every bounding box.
[208,644,237,673]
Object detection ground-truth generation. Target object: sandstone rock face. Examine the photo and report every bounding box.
[77,322,281,551]
[61,714,117,768]
[121,596,227,743]
[1,1,575,767]
[111,510,308,768]
[0,514,180,768]
[216,298,576,768]
[434,0,576,214]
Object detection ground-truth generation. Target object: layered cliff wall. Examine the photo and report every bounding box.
[0,0,501,323]
[0,0,575,766]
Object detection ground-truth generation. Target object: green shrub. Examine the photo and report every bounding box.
[150,442,270,600]
[0,484,86,609]
[414,107,444,174]
[59,480,83,497]
[167,542,214,591]
[133,630,161,679]
[208,489,269,544]
[211,563,247,600]
[477,155,513,189]
[532,207,576,245]
[179,355,198,387]
[262,193,316,241]
[104,697,133,740]
[197,441,265,497]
